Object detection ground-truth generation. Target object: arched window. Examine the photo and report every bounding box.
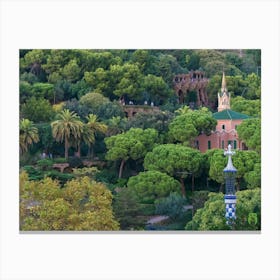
[234,140,237,149]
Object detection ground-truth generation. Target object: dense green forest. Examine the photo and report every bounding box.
[19,49,261,231]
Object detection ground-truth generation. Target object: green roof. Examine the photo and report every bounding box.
[213,109,250,120]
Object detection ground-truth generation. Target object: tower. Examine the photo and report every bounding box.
[217,72,231,112]
[224,144,237,228]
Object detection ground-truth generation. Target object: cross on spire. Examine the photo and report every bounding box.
[224,144,237,172]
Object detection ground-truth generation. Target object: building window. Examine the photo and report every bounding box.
[222,124,225,130]
[234,140,237,149]
[196,140,199,149]
[208,140,211,149]
[228,140,232,146]
[222,140,224,149]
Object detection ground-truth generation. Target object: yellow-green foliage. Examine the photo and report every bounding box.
[20,172,119,231]
[72,167,99,178]
[52,102,65,113]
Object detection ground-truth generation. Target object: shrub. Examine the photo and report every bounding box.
[113,188,144,230]
[53,157,68,163]
[45,170,75,185]
[139,203,155,216]
[36,159,53,171]
[191,191,210,213]
[22,165,44,181]
[68,157,83,168]
[155,193,187,220]
[115,178,128,188]
[95,169,118,184]
[163,211,193,230]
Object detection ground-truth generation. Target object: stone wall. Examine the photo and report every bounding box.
[173,70,209,106]
[123,105,160,118]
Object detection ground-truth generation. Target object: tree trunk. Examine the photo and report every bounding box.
[90,144,94,159]
[236,179,240,191]
[191,140,196,149]
[76,142,81,158]
[119,159,125,178]
[180,177,186,197]
[87,144,94,159]
[219,183,224,193]
[192,174,195,193]
[65,137,69,159]
[87,145,91,158]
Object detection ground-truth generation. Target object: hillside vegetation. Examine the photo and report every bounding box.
[19,49,261,231]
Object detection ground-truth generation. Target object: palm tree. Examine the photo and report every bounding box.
[107,116,124,136]
[20,118,39,155]
[69,126,84,158]
[51,109,83,159]
[85,114,107,158]
[80,124,95,158]
[71,124,94,158]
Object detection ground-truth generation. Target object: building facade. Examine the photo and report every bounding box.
[196,72,250,153]
[173,70,209,106]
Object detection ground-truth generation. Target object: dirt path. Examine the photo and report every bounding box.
[147,215,169,224]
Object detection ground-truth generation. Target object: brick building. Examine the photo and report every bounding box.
[196,72,250,152]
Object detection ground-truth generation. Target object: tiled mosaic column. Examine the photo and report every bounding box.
[223,144,237,227]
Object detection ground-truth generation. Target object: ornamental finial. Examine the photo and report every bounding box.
[224,144,235,157]
[224,144,237,172]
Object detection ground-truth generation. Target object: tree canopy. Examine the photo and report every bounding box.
[51,109,83,159]
[105,128,158,178]
[231,96,261,117]
[20,172,119,230]
[144,144,203,196]
[127,170,181,204]
[169,107,217,146]
[21,97,54,123]
[237,118,261,153]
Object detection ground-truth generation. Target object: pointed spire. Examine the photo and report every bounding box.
[221,71,227,92]
[217,71,231,112]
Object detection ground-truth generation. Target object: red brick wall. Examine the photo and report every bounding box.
[196,119,245,153]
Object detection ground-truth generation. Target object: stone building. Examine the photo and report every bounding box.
[173,70,209,107]
[196,72,250,153]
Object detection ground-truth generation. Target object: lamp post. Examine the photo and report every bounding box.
[224,144,237,228]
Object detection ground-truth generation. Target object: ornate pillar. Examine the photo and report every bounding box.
[224,144,237,228]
